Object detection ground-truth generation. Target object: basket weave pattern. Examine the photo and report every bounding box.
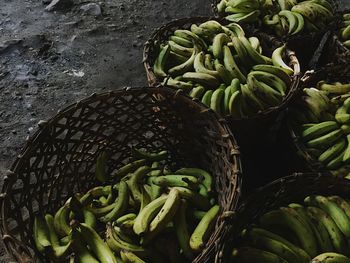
[0,87,242,263]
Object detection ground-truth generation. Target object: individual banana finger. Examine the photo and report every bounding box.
[190,205,220,253]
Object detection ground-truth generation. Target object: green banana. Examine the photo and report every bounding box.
[212,33,231,59]
[242,83,267,112]
[317,81,350,94]
[301,121,339,143]
[259,208,318,257]
[231,247,288,263]
[318,139,347,163]
[170,51,189,64]
[214,59,235,85]
[133,194,168,235]
[225,23,245,37]
[248,36,262,54]
[204,54,214,70]
[168,47,197,76]
[153,45,170,78]
[229,90,242,118]
[249,70,287,96]
[76,222,118,263]
[116,213,137,226]
[174,168,212,193]
[223,45,246,83]
[252,64,291,86]
[99,181,129,223]
[291,11,304,35]
[305,195,350,239]
[189,205,219,252]
[328,196,350,220]
[272,45,294,76]
[173,30,207,50]
[224,86,234,115]
[239,36,266,65]
[327,150,346,169]
[111,159,146,178]
[343,134,350,162]
[289,203,333,252]
[33,215,51,253]
[226,10,260,23]
[202,90,214,107]
[306,129,343,149]
[247,74,282,106]
[54,202,70,237]
[169,36,193,48]
[106,223,147,257]
[190,86,206,99]
[171,187,211,211]
[263,14,280,25]
[311,252,350,263]
[88,202,115,217]
[306,207,347,254]
[163,77,193,91]
[96,151,108,182]
[72,230,99,263]
[194,52,220,78]
[199,20,225,34]
[151,175,199,189]
[168,40,194,57]
[174,200,194,260]
[243,227,310,262]
[143,188,181,244]
[241,228,301,263]
[279,10,297,34]
[210,88,225,114]
[182,72,220,88]
[230,36,254,71]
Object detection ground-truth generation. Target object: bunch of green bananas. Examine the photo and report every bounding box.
[231,195,350,263]
[153,20,294,118]
[339,13,350,49]
[217,0,261,23]
[33,148,220,262]
[290,81,350,178]
[216,0,334,37]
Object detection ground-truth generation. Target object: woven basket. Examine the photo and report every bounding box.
[0,87,242,263]
[143,16,301,144]
[287,65,350,174]
[217,172,350,262]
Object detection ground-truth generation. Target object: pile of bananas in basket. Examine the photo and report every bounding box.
[231,195,350,262]
[153,20,294,118]
[339,13,350,49]
[32,148,219,262]
[216,0,334,37]
[290,81,350,177]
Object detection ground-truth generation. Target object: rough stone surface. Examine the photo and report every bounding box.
[45,0,74,11]
[80,3,102,16]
